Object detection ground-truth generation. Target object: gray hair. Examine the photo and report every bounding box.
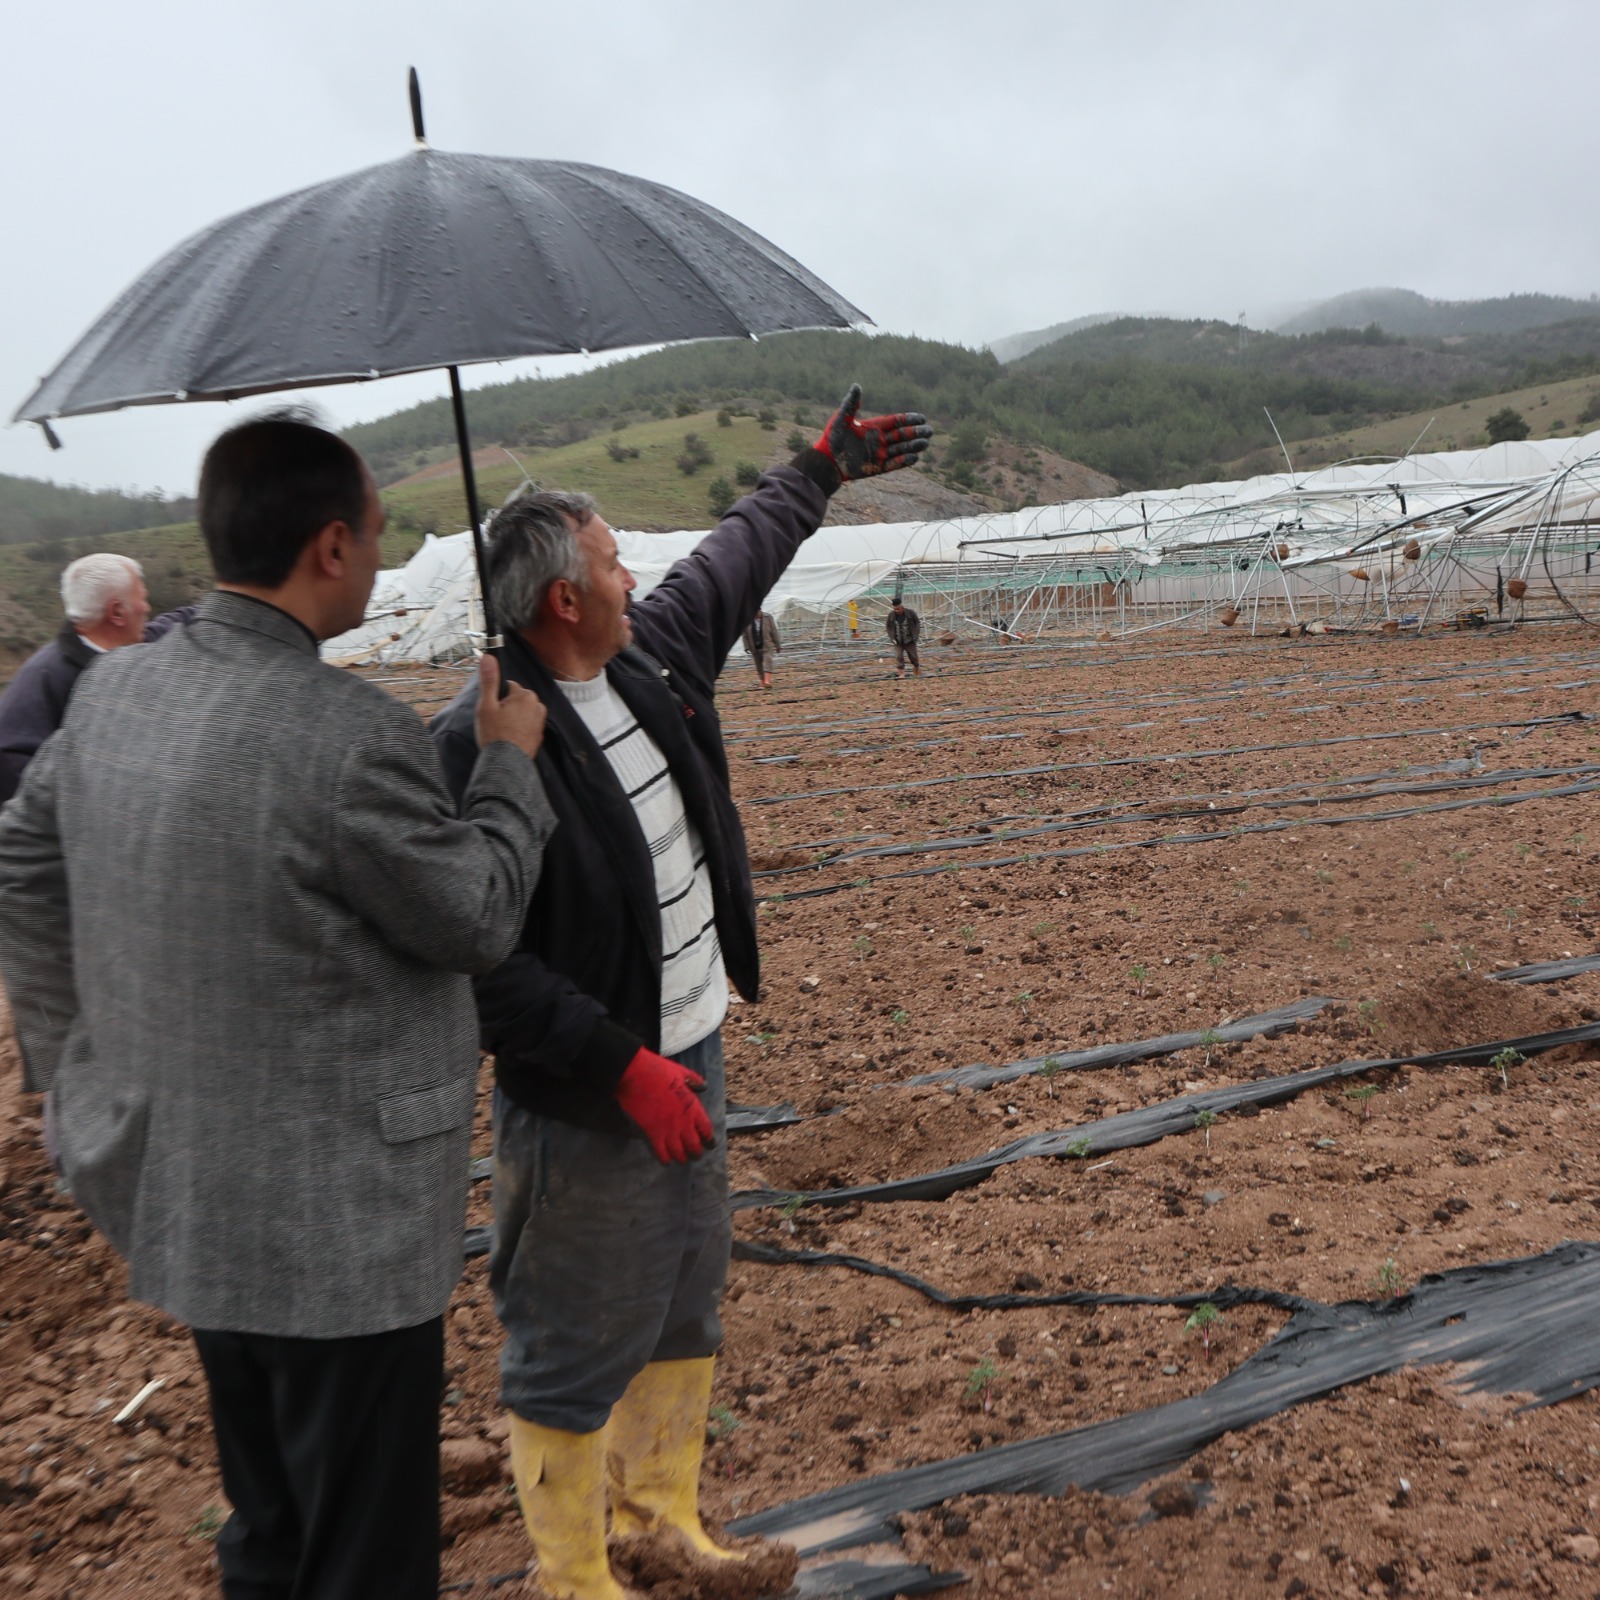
[61,553,143,625]
[485,488,598,632]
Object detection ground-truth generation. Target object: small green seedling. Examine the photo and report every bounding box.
[853,935,875,958]
[1016,990,1034,1017]
[1232,878,1252,897]
[1194,1107,1218,1151]
[1373,1257,1407,1299]
[746,1031,776,1053]
[853,876,871,889]
[965,1358,1001,1413]
[1514,842,1533,859]
[1420,920,1438,940]
[1207,951,1224,975]
[1038,1058,1063,1097]
[1345,1084,1379,1120]
[1064,1136,1093,1159]
[189,1504,228,1542]
[1184,1301,1223,1362]
[1502,905,1519,930]
[1457,943,1477,974]
[890,1008,910,1030]
[1567,896,1587,910]
[1032,921,1056,938]
[1357,999,1380,1037]
[1490,1046,1523,1090]
[707,1404,741,1441]
[1315,870,1335,885]
[959,923,977,944]
[1198,1028,1223,1068]
[1335,935,1353,954]
[1130,962,1149,997]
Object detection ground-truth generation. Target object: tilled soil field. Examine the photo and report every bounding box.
[5,623,1600,1599]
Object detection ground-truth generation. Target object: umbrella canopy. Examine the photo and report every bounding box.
[13,73,867,644]
[13,149,864,422]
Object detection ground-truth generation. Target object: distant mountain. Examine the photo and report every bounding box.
[1276,287,1600,338]
[987,314,1120,365]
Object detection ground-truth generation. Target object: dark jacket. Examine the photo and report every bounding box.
[0,608,195,803]
[886,606,921,646]
[741,612,780,659]
[431,463,830,1133]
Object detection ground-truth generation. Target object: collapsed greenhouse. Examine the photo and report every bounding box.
[326,431,1600,665]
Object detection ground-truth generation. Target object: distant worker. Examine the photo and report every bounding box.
[741,609,780,688]
[431,382,930,1600]
[886,597,922,679]
[847,597,859,639]
[0,554,193,802]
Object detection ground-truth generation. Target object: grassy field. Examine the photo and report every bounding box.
[381,410,792,536]
[1224,372,1600,476]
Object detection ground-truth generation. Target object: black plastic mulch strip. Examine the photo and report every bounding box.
[757,775,1600,903]
[899,997,1339,1090]
[729,1101,804,1131]
[733,1239,1318,1317]
[728,1241,1600,1556]
[746,711,1587,807]
[732,1021,1600,1211]
[793,1558,967,1599]
[1493,952,1600,984]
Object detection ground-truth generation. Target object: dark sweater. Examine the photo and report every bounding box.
[0,608,195,803]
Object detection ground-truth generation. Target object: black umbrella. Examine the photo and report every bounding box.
[13,70,866,643]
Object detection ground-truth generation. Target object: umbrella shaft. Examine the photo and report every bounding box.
[448,366,499,649]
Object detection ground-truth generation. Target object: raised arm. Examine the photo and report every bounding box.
[633,384,931,695]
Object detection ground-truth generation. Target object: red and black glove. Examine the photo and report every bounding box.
[614,1046,714,1164]
[812,384,933,483]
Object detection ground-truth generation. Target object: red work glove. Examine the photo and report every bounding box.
[812,384,933,482]
[614,1047,714,1164]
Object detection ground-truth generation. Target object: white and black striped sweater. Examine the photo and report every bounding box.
[555,672,728,1056]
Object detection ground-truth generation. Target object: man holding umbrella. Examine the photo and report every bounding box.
[432,385,930,1600]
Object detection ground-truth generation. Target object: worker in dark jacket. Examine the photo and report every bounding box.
[0,553,193,802]
[740,609,780,687]
[432,384,929,1600]
[886,597,922,678]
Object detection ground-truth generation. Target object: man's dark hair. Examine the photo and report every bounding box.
[199,412,369,587]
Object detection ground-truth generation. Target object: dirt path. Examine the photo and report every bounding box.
[5,625,1600,1597]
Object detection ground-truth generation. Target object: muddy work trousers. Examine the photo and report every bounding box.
[894,641,921,672]
[488,1030,730,1433]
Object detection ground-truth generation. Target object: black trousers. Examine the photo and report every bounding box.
[192,1317,444,1600]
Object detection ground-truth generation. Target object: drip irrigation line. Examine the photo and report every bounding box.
[744,711,1588,808]
[755,772,1600,902]
[756,760,1600,879]
[728,1241,1600,1557]
[725,655,1600,754]
[731,1020,1600,1212]
[900,998,1339,1090]
[732,1239,1318,1316]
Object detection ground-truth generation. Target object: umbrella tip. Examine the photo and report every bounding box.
[408,67,428,148]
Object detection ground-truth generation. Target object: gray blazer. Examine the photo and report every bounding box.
[0,591,555,1338]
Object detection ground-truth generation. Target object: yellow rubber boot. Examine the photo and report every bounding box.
[604,1357,741,1561]
[508,1415,632,1600]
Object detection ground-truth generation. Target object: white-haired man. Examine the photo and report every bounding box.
[0,554,192,801]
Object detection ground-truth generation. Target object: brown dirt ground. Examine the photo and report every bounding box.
[5,623,1600,1598]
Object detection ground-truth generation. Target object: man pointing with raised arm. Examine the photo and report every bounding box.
[431,385,930,1600]
[0,414,555,1600]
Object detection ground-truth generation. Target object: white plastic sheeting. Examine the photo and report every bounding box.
[324,431,1600,664]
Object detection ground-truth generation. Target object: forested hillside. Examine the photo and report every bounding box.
[0,474,194,550]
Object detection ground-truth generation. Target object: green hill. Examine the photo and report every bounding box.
[0,473,193,548]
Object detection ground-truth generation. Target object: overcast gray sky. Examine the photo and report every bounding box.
[3,0,1596,494]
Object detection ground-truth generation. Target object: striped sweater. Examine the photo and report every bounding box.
[555,673,727,1056]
